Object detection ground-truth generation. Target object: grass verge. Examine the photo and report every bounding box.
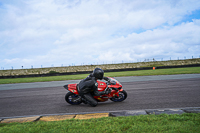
[0,113,200,133]
[0,67,200,84]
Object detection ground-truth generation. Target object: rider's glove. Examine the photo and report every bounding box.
[104,77,108,80]
[104,77,110,81]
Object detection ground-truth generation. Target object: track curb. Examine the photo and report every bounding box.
[1,107,200,123]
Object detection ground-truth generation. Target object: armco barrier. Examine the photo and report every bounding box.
[0,64,200,79]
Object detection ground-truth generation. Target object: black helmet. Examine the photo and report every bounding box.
[93,68,104,80]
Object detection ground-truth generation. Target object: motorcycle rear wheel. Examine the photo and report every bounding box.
[110,90,127,102]
[65,92,82,105]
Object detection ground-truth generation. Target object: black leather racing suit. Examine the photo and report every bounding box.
[77,73,109,107]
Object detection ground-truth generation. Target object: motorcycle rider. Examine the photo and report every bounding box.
[77,68,110,107]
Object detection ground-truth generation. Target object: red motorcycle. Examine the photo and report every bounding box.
[64,77,127,105]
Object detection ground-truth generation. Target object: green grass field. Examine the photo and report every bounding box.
[0,67,200,84]
[0,113,200,133]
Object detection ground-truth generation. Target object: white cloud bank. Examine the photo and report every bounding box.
[0,0,200,69]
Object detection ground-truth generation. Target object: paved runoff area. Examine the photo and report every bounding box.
[1,107,199,123]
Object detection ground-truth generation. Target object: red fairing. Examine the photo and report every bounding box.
[67,84,79,95]
[97,78,122,91]
[93,78,124,102]
[97,81,107,91]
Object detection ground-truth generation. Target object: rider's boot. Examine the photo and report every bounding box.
[82,98,88,104]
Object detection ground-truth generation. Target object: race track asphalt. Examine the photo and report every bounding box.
[0,74,200,118]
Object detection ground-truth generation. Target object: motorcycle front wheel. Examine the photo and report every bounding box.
[110,90,127,102]
[65,92,82,105]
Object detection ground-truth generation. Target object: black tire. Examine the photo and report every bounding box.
[65,92,82,105]
[110,90,127,102]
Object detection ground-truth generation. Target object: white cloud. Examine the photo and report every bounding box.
[0,0,200,69]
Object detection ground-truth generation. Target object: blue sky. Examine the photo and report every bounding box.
[0,0,200,69]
